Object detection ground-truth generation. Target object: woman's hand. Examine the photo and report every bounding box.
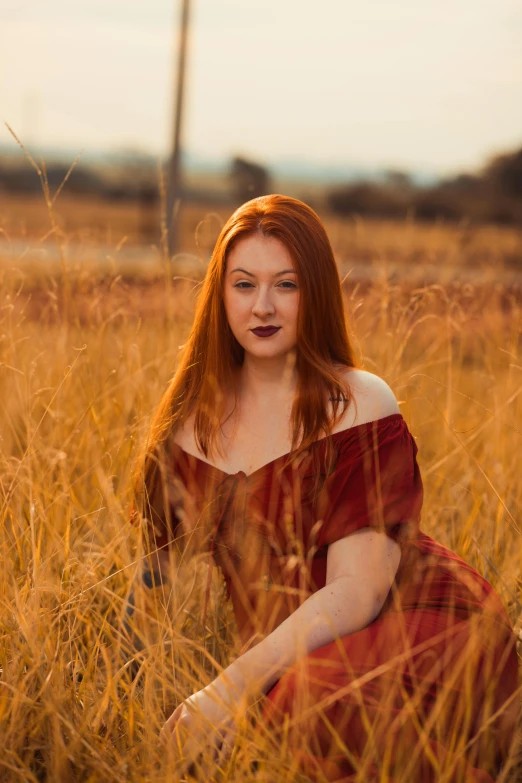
[160,672,249,773]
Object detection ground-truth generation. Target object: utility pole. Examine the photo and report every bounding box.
[166,0,191,258]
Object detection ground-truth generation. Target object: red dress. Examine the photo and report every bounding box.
[152,413,519,782]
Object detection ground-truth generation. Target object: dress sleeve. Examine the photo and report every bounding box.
[315,416,423,549]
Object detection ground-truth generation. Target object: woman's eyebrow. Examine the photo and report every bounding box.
[229,268,296,277]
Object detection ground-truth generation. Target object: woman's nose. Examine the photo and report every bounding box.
[252,287,275,317]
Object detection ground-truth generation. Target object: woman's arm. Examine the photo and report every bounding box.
[219,528,401,698]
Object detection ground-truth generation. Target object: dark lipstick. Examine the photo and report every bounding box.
[251,326,281,337]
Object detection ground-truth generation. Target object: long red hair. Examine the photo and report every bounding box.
[133,194,358,532]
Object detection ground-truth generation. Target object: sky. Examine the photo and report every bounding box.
[1,0,521,176]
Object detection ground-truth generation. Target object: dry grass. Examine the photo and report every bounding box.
[0,185,521,781]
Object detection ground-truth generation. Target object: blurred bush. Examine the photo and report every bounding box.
[229,156,271,202]
[326,145,522,225]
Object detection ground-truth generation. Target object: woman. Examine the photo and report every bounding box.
[130,194,519,781]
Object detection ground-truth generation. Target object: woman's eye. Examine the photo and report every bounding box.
[233,281,297,290]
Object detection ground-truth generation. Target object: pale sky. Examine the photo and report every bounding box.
[1,0,521,175]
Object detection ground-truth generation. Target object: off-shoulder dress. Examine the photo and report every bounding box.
[147,413,519,782]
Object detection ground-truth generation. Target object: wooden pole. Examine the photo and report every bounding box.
[166,0,190,258]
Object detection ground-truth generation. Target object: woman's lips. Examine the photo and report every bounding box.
[251,326,281,337]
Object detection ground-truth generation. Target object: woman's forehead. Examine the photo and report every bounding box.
[226,233,296,273]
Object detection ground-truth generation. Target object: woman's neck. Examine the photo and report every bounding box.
[237,351,298,404]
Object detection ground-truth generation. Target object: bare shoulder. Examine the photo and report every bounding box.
[171,412,197,453]
[332,366,400,430]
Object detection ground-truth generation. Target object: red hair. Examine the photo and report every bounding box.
[133,194,358,536]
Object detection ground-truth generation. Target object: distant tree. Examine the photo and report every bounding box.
[326,182,409,218]
[413,188,463,221]
[384,170,413,190]
[46,164,103,195]
[230,157,271,202]
[438,174,481,194]
[483,147,522,199]
[0,160,102,195]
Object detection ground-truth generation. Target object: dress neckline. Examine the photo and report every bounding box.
[171,412,405,480]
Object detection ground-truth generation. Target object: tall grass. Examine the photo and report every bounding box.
[0,204,521,781]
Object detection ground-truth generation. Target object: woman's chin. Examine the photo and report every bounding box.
[243,347,296,362]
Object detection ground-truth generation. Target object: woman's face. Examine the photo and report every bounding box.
[223,233,300,361]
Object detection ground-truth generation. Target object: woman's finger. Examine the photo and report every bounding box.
[163,703,183,734]
[176,732,212,776]
[214,726,237,768]
[159,706,182,748]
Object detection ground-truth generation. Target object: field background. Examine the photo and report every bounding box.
[0,192,521,781]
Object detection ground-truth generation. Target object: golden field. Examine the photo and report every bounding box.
[0,192,521,781]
